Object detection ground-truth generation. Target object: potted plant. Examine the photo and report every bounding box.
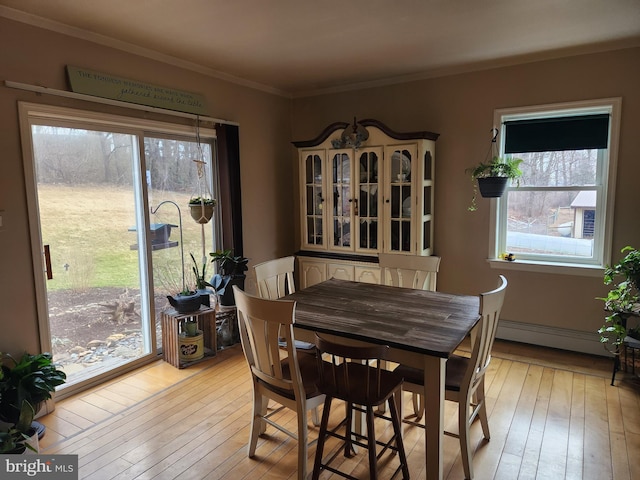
[0,351,66,441]
[166,286,203,314]
[190,252,214,307]
[466,156,523,211]
[209,249,249,306]
[188,196,216,224]
[0,398,38,454]
[598,246,640,350]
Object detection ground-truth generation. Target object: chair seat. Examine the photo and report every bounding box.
[394,354,468,392]
[259,352,324,399]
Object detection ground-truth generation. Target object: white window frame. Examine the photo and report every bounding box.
[488,98,622,277]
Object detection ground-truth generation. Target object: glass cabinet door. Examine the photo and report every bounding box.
[302,151,325,248]
[386,146,416,253]
[329,151,352,249]
[355,149,381,252]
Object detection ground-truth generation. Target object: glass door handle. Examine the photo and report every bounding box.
[44,244,53,280]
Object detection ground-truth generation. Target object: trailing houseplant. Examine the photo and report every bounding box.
[598,246,640,350]
[466,155,523,211]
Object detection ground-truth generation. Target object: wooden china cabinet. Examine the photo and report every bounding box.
[293,119,439,288]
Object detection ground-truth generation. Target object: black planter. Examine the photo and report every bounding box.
[196,289,211,307]
[166,292,202,314]
[219,275,246,306]
[477,177,509,198]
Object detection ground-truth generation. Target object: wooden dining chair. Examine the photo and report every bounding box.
[233,286,326,480]
[378,252,441,415]
[254,255,316,354]
[378,253,441,291]
[312,334,410,480]
[254,255,296,300]
[394,275,508,480]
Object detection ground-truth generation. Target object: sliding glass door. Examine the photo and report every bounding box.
[21,104,217,394]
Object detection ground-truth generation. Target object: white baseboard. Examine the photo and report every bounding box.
[496,319,609,357]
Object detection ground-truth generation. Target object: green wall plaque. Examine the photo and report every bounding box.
[66,66,208,116]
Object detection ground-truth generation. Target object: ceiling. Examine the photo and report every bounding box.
[2,0,640,97]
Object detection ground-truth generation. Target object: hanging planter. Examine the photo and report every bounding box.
[477,176,509,198]
[188,197,216,224]
[189,115,217,225]
[466,128,523,211]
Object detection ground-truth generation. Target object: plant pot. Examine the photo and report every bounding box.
[197,288,211,307]
[219,275,246,306]
[178,331,204,362]
[189,203,214,224]
[167,293,202,314]
[477,176,509,198]
[182,319,198,336]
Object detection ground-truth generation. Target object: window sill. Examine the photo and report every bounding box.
[487,258,604,277]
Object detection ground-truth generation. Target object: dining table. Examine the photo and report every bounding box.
[286,277,481,480]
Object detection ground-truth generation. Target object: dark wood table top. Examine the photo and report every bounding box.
[287,278,481,358]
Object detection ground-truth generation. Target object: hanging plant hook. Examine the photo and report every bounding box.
[150,200,186,293]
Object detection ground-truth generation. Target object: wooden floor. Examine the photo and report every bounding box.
[38,340,640,480]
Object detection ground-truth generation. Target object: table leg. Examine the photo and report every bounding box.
[423,356,445,480]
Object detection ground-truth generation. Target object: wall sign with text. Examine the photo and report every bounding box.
[66,66,208,116]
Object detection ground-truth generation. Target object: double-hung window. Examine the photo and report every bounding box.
[490,98,621,273]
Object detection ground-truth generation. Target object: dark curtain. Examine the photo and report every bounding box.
[216,124,243,257]
[504,114,609,153]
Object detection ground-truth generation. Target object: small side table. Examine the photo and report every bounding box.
[621,336,640,375]
[161,306,216,368]
[610,312,640,385]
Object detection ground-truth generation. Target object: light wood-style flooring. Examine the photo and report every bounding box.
[38,340,640,480]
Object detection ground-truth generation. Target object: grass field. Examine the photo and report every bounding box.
[37,184,215,293]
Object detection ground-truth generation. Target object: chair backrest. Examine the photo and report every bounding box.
[378,253,441,291]
[314,334,390,405]
[254,256,296,300]
[233,285,304,398]
[466,275,508,394]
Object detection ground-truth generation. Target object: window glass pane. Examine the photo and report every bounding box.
[505,189,596,258]
[423,220,431,250]
[33,126,147,386]
[518,150,598,187]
